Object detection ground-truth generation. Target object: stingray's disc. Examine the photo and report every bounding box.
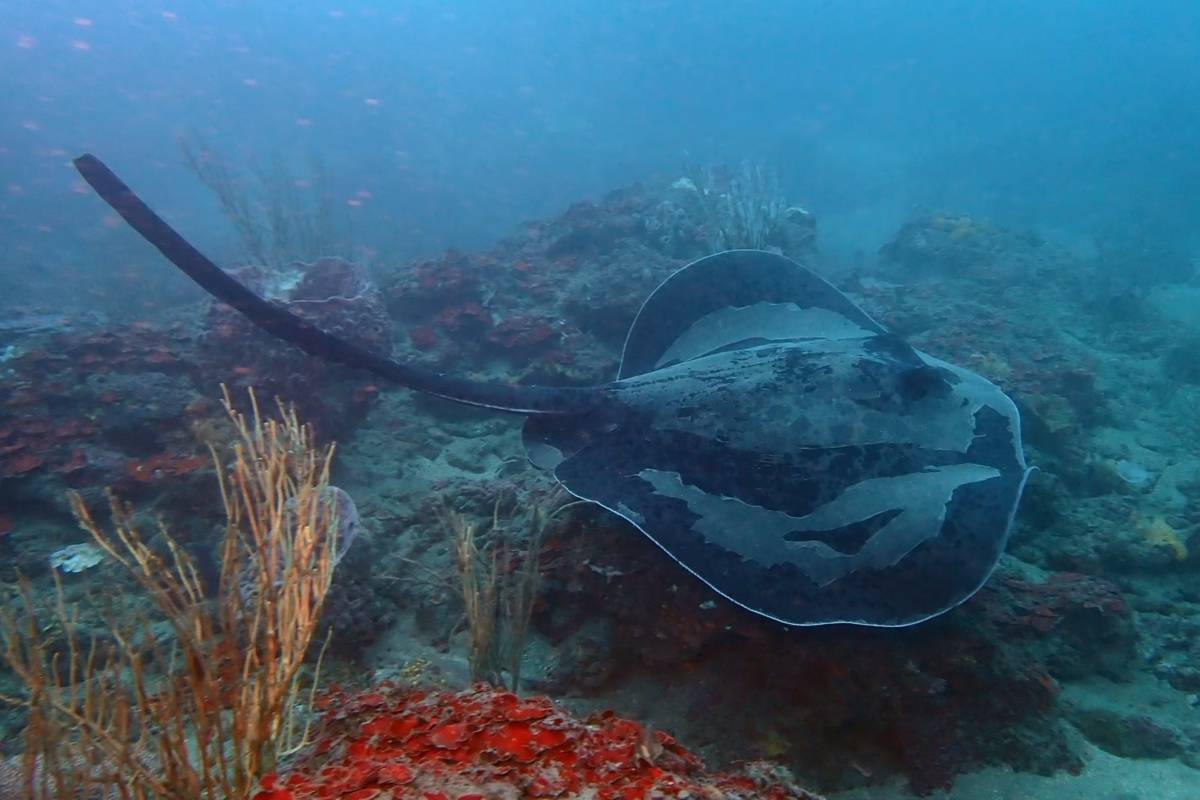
[525,251,1029,627]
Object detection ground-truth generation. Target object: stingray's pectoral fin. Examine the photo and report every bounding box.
[535,420,1025,627]
[619,249,890,378]
[72,154,602,416]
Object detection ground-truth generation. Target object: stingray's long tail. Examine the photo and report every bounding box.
[73,153,605,415]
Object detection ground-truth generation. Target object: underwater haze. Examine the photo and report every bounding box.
[3,1,1199,303]
[3,2,1200,799]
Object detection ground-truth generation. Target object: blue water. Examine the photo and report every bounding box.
[4,3,1200,797]
[3,1,1198,302]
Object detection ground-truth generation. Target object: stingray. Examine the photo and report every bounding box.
[72,154,1031,628]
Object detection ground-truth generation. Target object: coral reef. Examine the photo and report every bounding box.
[379,178,818,387]
[878,211,1051,282]
[0,321,214,523]
[199,256,390,437]
[0,393,342,800]
[521,518,1138,793]
[5,171,1200,796]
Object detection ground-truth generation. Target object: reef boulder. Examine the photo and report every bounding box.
[198,257,390,437]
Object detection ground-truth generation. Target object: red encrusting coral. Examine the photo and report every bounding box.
[0,416,97,479]
[486,315,558,352]
[408,326,439,351]
[0,322,196,484]
[53,326,190,375]
[123,452,209,484]
[258,684,822,800]
[982,572,1130,634]
[433,302,493,335]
